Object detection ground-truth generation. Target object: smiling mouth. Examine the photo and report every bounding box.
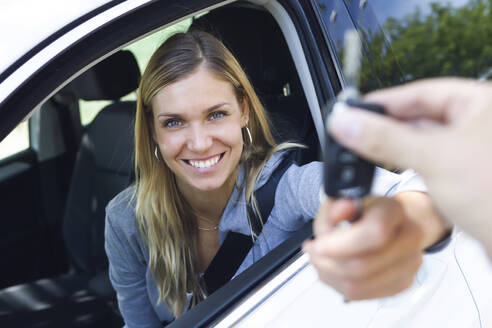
[183,153,225,169]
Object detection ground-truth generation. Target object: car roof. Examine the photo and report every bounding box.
[0,0,111,75]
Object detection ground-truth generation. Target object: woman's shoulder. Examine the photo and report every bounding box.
[259,150,322,187]
[107,185,136,213]
[261,150,324,227]
[105,185,148,268]
[106,185,138,234]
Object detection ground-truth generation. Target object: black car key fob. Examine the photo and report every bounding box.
[324,99,385,198]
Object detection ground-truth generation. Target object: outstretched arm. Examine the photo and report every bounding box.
[105,212,168,327]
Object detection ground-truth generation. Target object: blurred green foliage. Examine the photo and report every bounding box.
[360,0,492,93]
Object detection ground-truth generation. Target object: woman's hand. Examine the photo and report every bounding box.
[303,196,425,300]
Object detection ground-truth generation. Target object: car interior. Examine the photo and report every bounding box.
[0,3,319,327]
[0,48,139,328]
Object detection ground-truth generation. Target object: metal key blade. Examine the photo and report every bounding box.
[339,30,362,102]
[324,28,383,199]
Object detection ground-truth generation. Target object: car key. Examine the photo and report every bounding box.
[324,30,385,200]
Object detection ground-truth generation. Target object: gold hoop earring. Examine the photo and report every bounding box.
[154,146,159,161]
[245,126,253,144]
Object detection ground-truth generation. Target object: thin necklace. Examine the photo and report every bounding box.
[198,226,218,231]
[194,212,219,232]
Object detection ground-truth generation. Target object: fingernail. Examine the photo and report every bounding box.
[328,109,363,142]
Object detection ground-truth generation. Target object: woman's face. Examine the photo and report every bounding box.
[151,67,249,194]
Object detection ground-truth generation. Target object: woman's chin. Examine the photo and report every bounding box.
[191,181,225,192]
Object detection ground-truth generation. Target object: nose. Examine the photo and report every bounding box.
[186,123,213,153]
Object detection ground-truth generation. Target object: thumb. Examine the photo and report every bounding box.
[313,198,357,236]
[328,198,359,226]
[327,107,430,171]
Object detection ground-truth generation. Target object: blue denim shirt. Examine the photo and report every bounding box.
[105,152,425,327]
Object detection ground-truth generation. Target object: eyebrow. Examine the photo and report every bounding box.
[157,102,229,118]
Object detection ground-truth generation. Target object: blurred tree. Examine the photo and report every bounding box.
[360,0,492,93]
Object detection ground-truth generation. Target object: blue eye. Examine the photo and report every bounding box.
[210,111,226,120]
[163,119,182,128]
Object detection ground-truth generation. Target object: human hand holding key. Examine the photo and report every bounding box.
[303,30,445,301]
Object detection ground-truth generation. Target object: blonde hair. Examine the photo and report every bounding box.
[134,30,299,317]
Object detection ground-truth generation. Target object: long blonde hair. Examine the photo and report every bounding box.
[134,30,298,317]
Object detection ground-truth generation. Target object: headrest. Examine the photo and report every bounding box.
[85,101,135,174]
[191,6,297,96]
[71,50,140,100]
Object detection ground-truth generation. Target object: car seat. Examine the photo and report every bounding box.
[190,5,320,165]
[0,50,139,327]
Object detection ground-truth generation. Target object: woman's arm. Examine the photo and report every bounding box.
[105,211,165,328]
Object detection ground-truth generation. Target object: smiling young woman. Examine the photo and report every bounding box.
[106,30,290,322]
[104,30,450,327]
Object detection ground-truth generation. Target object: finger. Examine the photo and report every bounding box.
[310,198,403,258]
[327,106,433,171]
[312,197,336,236]
[363,77,483,122]
[328,198,358,226]
[308,199,357,253]
[302,239,314,254]
[310,216,423,280]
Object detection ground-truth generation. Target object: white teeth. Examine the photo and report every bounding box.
[188,155,220,168]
